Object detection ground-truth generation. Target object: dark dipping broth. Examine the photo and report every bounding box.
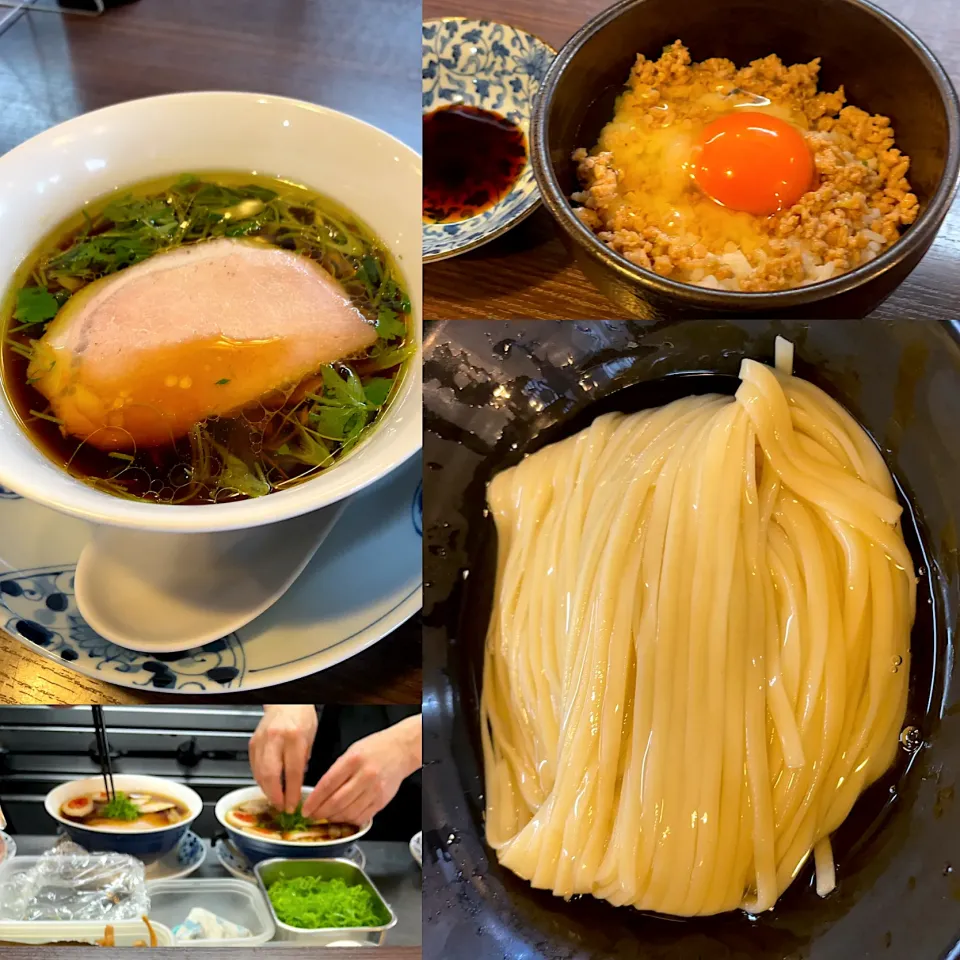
[0,172,414,505]
[423,104,527,222]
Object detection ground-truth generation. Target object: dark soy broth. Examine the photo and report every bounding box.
[423,104,527,223]
[0,172,414,505]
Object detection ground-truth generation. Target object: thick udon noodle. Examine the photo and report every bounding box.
[481,345,915,916]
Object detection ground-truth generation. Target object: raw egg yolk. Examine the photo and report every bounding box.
[691,111,814,216]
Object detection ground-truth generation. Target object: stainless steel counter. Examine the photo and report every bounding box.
[10,835,422,947]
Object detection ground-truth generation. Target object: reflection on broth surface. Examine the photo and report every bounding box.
[1,173,414,504]
[422,104,527,223]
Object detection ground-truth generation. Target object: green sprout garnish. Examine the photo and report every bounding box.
[101,791,140,821]
[275,802,312,832]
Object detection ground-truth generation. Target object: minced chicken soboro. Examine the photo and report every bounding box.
[571,42,918,292]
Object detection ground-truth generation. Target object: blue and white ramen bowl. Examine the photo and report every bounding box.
[45,774,202,861]
[422,17,555,261]
[216,785,371,865]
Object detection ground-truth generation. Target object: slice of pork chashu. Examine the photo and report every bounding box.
[27,237,378,450]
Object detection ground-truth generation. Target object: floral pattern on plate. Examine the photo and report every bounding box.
[144,830,207,882]
[0,566,245,690]
[422,18,554,261]
[0,457,422,693]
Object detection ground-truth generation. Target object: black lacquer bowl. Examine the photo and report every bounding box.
[423,319,960,959]
[530,0,960,320]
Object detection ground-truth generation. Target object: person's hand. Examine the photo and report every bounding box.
[303,715,421,825]
[249,705,318,813]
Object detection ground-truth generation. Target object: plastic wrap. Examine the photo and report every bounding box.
[0,843,149,922]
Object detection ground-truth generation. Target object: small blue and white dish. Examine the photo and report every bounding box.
[215,785,371,866]
[143,829,207,881]
[422,17,555,261]
[45,774,202,861]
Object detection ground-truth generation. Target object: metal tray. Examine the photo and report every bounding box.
[254,857,397,945]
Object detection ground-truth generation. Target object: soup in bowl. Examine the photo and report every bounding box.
[0,92,421,533]
[45,773,202,859]
[215,785,370,865]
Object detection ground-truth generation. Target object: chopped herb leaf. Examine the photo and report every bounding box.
[379,279,411,313]
[277,428,332,468]
[376,305,406,341]
[363,341,416,372]
[215,378,230,385]
[267,876,385,930]
[107,452,135,461]
[275,803,312,832]
[215,446,271,498]
[363,377,394,408]
[101,791,140,821]
[355,255,382,297]
[15,287,60,325]
[319,365,365,408]
[309,405,368,442]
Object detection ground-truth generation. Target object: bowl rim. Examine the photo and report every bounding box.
[0,830,16,868]
[421,17,557,263]
[44,773,203,836]
[215,785,372,848]
[0,89,422,170]
[0,90,422,533]
[530,0,960,307]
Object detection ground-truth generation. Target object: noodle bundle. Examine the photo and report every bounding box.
[481,345,915,917]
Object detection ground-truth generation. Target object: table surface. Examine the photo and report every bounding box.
[0,0,422,705]
[10,835,423,950]
[423,0,960,321]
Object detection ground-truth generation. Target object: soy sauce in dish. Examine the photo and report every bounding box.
[423,104,527,223]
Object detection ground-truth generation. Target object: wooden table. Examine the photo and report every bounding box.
[423,0,960,321]
[0,620,422,704]
[0,0,422,705]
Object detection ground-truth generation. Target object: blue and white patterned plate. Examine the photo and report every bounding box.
[213,836,365,883]
[143,830,207,882]
[422,17,555,261]
[0,456,422,694]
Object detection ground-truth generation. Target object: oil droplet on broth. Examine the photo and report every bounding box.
[899,726,922,752]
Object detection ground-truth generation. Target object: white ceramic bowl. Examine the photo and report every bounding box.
[0,91,422,533]
[215,785,371,865]
[0,830,16,871]
[45,773,203,859]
